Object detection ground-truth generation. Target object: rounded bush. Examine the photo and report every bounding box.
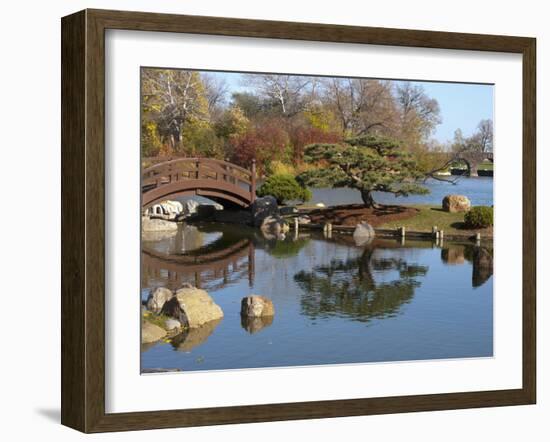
[257,174,312,205]
[464,206,493,229]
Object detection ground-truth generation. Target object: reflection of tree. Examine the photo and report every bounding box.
[264,237,310,259]
[294,248,428,323]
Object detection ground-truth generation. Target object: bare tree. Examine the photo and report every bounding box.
[395,82,441,145]
[452,119,493,153]
[323,78,398,136]
[248,74,318,117]
[202,73,229,116]
[472,119,493,152]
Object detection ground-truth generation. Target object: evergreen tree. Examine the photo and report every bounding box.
[297,135,429,208]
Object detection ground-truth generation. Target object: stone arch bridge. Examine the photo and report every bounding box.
[453,151,494,177]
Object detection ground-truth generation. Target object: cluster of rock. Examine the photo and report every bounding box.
[251,196,290,239]
[142,199,224,233]
[442,195,471,213]
[142,196,293,237]
[142,285,275,344]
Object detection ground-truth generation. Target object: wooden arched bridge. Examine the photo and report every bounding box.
[142,157,256,209]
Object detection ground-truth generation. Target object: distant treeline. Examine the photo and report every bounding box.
[141,69,491,175]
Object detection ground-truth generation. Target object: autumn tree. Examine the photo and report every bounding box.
[141,69,210,152]
[231,92,266,119]
[229,121,290,173]
[297,135,429,208]
[214,105,249,139]
[395,82,441,148]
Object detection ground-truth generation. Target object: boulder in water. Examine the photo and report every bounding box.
[141,320,167,344]
[260,215,289,239]
[250,196,279,227]
[165,286,224,328]
[142,216,178,232]
[353,222,375,246]
[146,287,174,314]
[241,295,275,318]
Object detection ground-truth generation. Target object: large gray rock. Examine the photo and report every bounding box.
[160,200,183,215]
[241,295,275,317]
[250,196,279,227]
[141,320,167,344]
[146,200,183,219]
[164,318,182,331]
[142,216,178,232]
[183,199,200,216]
[260,215,289,239]
[146,287,174,314]
[147,203,168,217]
[182,199,223,218]
[353,222,375,246]
[163,286,224,328]
[442,194,471,213]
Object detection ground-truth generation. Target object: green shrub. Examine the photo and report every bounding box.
[257,174,312,205]
[464,206,493,229]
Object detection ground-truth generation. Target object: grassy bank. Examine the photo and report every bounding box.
[378,205,492,236]
[299,203,492,237]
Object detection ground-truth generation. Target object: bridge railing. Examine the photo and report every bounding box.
[142,157,256,202]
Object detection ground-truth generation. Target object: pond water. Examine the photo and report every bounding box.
[141,223,493,372]
[311,176,493,207]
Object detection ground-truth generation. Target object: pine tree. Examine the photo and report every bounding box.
[297,135,429,208]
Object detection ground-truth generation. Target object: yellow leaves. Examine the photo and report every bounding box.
[303,108,338,133]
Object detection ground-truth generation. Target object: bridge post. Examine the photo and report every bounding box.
[251,159,257,203]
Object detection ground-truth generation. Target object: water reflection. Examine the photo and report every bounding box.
[142,224,256,292]
[440,244,493,287]
[141,224,494,371]
[241,315,274,334]
[294,247,428,323]
[170,319,222,352]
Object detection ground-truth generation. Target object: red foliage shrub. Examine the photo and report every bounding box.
[289,126,342,161]
[229,120,289,172]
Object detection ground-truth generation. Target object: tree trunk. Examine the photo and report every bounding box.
[360,189,376,208]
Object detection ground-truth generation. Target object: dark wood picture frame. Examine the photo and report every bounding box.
[61,8,536,433]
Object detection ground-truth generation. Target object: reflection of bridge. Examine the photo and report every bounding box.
[453,151,493,177]
[141,238,255,291]
[142,158,256,209]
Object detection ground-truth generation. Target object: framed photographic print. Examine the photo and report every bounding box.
[61,9,536,433]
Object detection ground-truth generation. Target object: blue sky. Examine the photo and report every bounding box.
[208,71,493,144]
